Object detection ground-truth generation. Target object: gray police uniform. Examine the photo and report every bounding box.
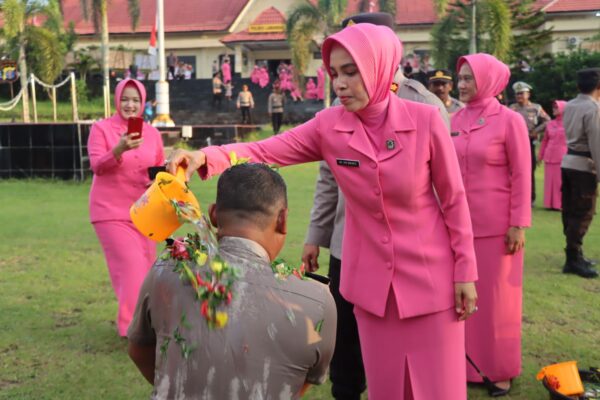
[509,102,551,203]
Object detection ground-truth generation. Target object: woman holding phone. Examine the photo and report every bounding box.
[166,23,477,399]
[88,78,164,337]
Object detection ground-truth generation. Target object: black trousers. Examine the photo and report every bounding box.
[271,112,283,134]
[530,139,537,203]
[328,256,366,400]
[561,168,598,251]
[212,93,222,109]
[240,106,252,124]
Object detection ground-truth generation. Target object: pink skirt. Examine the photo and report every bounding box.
[466,235,523,382]
[354,290,466,400]
[544,162,562,210]
[93,220,156,336]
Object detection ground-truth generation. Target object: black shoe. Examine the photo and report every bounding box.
[486,382,510,397]
[563,261,599,278]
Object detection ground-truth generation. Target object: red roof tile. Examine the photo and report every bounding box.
[543,0,600,12]
[61,0,250,34]
[395,0,438,25]
[221,7,286,43]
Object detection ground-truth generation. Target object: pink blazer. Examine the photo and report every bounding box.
[539,119,567,164]
[451,101,531,238]
[88,114,164,223]
[200,96,478,318]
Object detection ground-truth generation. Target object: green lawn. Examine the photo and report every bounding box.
[0,98,106,122]
[0,159,599,399]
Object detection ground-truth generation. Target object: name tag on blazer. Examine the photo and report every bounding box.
[336,158,360,167]
[451,131,460,137]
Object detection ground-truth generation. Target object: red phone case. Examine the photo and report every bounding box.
[127,117,144,139]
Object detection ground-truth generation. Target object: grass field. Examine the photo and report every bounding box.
[0,98,105,122]
[1,148,599,399]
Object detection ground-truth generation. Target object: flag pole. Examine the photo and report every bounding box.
[152,0,174,127]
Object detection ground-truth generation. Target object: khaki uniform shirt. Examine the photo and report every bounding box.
[509,102,550,138]
[237,91,255,108]
[128,237,337,400]
[268,93,285,114]
[561,94,600,179]
[305,79,449,258]
[444,96,464,115]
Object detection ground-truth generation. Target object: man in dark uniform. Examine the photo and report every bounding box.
[301,12,450,400]
[509,81,551,206]
[560,68,600,278]
[427,69,464,116]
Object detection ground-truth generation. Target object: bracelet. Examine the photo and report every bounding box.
[512,226,526,230]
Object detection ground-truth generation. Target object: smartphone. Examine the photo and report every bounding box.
[127,116,144,140]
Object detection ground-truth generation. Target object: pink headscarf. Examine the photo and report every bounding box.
[322,23,402,110]
[457,53,510,105]
[553,100,567,120]
[114,78,146,120]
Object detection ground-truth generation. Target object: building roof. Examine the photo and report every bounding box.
[540,0,600,13]
[221,7,286,44]
[61,0,250,34]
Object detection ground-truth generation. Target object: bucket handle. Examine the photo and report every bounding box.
[175,166,187,182]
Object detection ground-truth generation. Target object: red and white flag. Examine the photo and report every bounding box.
[148,12,157,55]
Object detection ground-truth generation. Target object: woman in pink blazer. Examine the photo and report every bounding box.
[88,79,164,337]
[167,24,478,399]
[539,100,568,210]
[451,54,531,396]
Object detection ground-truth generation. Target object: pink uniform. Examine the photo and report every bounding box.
[88,79,164,336]
[451,54,531,383]
[221,60,231,84]
[198,24,477,399]
[539,101,567,210]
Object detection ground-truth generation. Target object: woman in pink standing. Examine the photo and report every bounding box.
[88,79,164,337]
[539,100,568,210]
[167,23,478,399]
[451,54,531,396]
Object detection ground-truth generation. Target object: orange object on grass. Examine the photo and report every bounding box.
[130,166,200,242]
[536,361,584,396]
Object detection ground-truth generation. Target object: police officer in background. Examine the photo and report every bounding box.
[427,69,464,116]
[509,81,551,206]
[560,68,600,279]
[300,12,450,400]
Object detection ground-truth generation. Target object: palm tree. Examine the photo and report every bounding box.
[286,0,348,107]
[79,0,139,116]
[431,0,511,68]
[1,0,70,122]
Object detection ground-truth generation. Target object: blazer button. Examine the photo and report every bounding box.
[375,212,384,220]
[381,236,389,244]
[374,188,381,195]
[370,161,377,169]
[386,262,392,270]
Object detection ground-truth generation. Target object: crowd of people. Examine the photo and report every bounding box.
[86,11,599,400]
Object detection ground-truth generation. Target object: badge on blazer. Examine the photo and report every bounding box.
[478,118,485,125]
[336,158,360,167]
[451,132,460,137]
[386,139,395,150]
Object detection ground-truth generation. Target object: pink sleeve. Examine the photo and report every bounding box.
[200,117,323,179]
[87,123,122,175]
[539,124,550,161]
[429,109,478,283]
[506,113,532,227]
[155,129,165,166]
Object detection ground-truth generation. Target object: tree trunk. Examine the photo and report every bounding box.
[18,38,30,122]
[101,0,110,117]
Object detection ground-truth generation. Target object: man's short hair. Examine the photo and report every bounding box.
[577,68,600,94]
[216,163,287,227]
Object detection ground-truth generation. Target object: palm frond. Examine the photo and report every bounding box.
[286,3,322,36]
[1,0,26,39]
[127,0,140,31]
[482,0,512,61]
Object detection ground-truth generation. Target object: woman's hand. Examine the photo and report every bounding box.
[301,244,320,272]
[113,133,143,159]
[165,149,206,181]
[455,282,478,321]
[505,227,525,254]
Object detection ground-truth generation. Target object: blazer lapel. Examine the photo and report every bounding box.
[335,110,377,162]
[378,98,414,162]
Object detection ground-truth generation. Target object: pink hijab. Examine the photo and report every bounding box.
[322,23,402,121]
[114,78,146,121]
[554,100,567,120]
[456,53,510,124]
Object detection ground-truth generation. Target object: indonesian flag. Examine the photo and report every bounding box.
[148,13,157,55]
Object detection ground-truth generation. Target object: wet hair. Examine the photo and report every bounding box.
[216,163,287,228]
[577,68,600,94]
